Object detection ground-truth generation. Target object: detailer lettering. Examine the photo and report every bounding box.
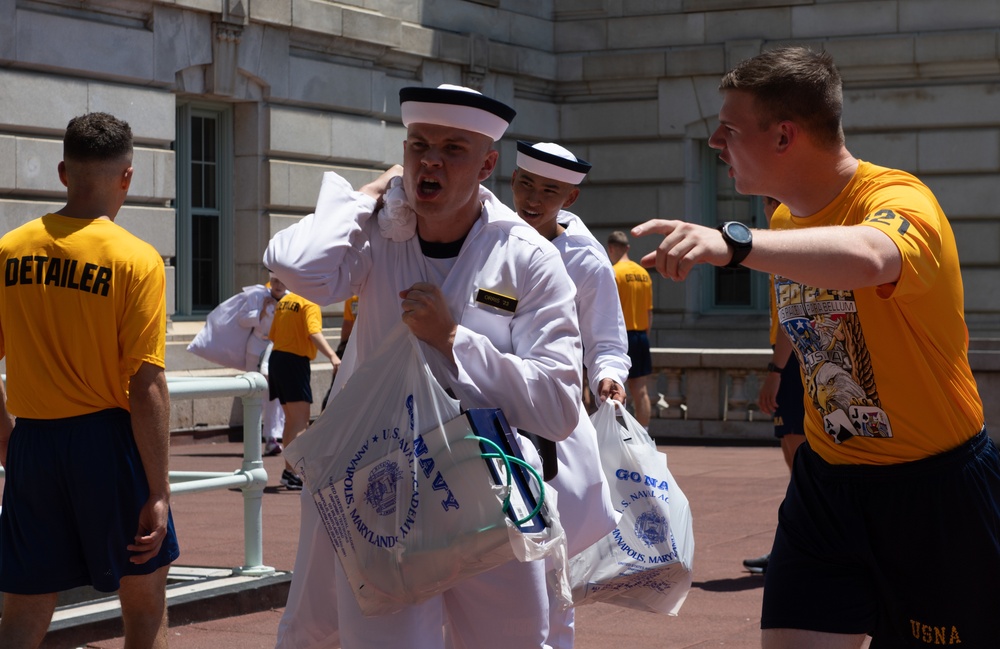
[5,255,112,296]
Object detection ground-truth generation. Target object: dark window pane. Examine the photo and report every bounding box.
[192,117,204,161]
[192,162,204,209]
[715,267,752,307]
[204,163,216,209]
[203,119,216,163]
[192,214,219,310]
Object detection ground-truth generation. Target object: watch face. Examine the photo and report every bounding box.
[724,221,752,244]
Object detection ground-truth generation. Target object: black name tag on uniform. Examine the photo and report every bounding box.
[475,289,517,313]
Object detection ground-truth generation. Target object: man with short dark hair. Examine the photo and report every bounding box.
[0,112,179,649]
[635,46,1000,648]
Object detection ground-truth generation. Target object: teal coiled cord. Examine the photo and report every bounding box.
[469,435,546,527]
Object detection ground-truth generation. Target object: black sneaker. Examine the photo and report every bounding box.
[281,469,303,490]
[743,553,769,574]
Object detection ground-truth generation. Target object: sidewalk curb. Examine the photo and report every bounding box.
[41,570,292,649]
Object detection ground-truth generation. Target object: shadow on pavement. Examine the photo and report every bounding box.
[693,576,765,592]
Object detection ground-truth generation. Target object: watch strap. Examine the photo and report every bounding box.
[718,222,752,268]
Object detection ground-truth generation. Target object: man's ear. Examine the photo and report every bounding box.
[562,187,581,209]
[57,161,69,188]
[479,149,499,182]
[122,166,134,191]
[776,120,797,153]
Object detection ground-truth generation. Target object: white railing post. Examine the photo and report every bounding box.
[166,373,274,576]
[235,372,272,576]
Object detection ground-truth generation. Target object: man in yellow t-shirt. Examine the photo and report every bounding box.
[634,47,997,648]
[267,276,339,489]
[607,230,653,428]
[0,112,179,648]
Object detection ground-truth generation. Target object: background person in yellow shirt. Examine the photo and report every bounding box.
[336,295,358,359]
[607,230,654,429]
[266,276,339,489]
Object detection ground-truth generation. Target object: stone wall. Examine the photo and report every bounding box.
[0,0,997,348]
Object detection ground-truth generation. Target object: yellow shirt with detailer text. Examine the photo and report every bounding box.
[770,161,983,465]
[0,214,166,419]
[613,259,652,332]
[269,291,323,360]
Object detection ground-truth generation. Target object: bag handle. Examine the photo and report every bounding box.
[403,327,462,437]
[602,398,657,450]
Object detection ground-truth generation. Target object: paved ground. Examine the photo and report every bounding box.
[49,437,793,649]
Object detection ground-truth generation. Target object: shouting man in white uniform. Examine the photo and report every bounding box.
[265,85,586,648]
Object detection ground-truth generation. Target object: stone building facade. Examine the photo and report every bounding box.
[2,0,999,351]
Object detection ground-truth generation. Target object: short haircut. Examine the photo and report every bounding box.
[63,112,133,162]
[720,46,844,148]
[607,231,629,247]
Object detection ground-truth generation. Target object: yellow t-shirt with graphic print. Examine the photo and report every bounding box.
[613,259,653,332]
[0,214,166,419]
[268,291,323,360]
[770,161,983,465]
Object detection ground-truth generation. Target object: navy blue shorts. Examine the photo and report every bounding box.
[268,350,313,404]
[0,408,180,594]
[773,354,805,439]
[762,429,1000,646]
[626,330,652,379]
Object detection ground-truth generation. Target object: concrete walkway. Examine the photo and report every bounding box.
[44,437,791,649]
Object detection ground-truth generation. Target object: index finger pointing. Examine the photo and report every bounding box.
[631,219,675,238]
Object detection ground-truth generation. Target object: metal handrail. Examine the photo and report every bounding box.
[166,372,274,576]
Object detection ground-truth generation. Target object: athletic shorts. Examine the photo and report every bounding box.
[626,330,652,379]
[773,354,805,439]
[762,429,1000,646]
[0,408,180,594]
[268,349,313,404]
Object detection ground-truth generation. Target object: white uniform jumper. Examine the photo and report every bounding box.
[265,172,585,649]
[545,211,631,649]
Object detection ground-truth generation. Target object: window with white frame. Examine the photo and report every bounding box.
[174,103,233,317]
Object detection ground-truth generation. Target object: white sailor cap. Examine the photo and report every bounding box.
[399,84,516,142]
[515,141,592,185]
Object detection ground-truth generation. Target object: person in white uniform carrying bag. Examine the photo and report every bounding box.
[265,84,587,649]
[511,141,629,648]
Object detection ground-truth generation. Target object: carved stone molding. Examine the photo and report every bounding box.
[210,20,242,97]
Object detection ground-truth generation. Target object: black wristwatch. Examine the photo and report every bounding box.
[767,362,784,373]
[718,221,753,268]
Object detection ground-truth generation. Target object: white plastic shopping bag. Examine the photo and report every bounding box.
[186,285,268,370]
[569,399,694,615]
[285,323,568,616]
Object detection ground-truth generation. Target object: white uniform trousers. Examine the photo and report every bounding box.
[546,587,575,649]
[338,549,551,649]
[275,491,340,649]
[244,350,284,441]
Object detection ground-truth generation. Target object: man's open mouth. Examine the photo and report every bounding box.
[417,177,442,198]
